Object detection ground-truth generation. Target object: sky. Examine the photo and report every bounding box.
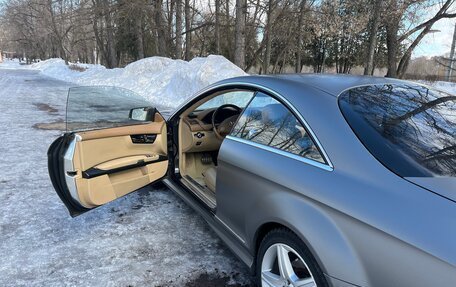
[413,14,456,58]
[399,1,456,58]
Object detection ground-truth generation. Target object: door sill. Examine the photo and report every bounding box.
[162,178,254,270]
[180,175,216,209]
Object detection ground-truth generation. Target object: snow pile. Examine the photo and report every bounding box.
[25,56,456,107]
[426,81,456,95]
[0,58,25,69]
[30,56,247,108]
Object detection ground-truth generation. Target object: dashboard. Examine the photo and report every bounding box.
[188,108,240,125]
[180,107,241,153]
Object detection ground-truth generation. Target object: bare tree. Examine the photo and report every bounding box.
[214,0,220,54]
[295,0,310,73]
[445,22,456,80]
[175,0,183,58]
[386,0,456,78]
[0,0,454,79]
[184,0,192,60]
[364,0,382,75]
[262,0,274,74]
[234,0,246,68]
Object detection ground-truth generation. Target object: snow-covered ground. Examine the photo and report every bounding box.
[419,80,456,95]
[0,58,27,69]
[0,66,252,286]
[2,55,456,286]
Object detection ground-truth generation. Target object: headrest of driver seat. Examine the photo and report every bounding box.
[261,104,289,124]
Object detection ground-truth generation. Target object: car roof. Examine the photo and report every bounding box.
[224,73,412,98]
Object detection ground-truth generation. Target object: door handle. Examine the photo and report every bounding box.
[130,134,157,144]
[66,171,77,177]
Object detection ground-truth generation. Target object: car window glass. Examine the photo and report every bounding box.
[66,86,153,132]
[196,90,254,110]
[339,84,456,177]
[231,92,325,164]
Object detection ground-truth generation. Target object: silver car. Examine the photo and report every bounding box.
[48,74,456,287]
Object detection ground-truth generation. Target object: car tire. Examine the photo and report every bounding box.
[256,228,328,287]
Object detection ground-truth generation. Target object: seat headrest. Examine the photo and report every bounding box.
[261,104,290,125]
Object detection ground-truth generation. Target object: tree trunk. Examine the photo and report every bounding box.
[245,0,261,71]
[397,24,433,78]
[215,0,221,54]
[47,0,68,64]
[385,20,399,78]
[136,12,145,59]
[446,23,456,81]
[387,0,456,78]
[175,0,183,59]
[103,0,117,68]
[184,0,192,60]
[295,0,307,73]
[167,0,175,42]
[234,0,246,68]
[92,6,107,65]
[224,0,232,60]
[364,0,381,75]
[397,0,456,78]
[263,0,273,74]
[155,0,168,57]
[321,44,326,73]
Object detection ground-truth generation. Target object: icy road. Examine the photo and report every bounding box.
[0,67,253,286]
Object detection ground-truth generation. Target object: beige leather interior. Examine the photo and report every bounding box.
[78,121,164,141]
[184,117,213,132]
[202,166,217,192]
[179,118,219,177]
[177,89,253,202]
[180,119,222,153]
[71,115,168,208]
[178,96,224,194]
[95,155,160,171]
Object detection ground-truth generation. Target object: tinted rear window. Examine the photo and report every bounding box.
[339,84,455,177]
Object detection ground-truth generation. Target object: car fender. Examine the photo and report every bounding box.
[246,190,369,287]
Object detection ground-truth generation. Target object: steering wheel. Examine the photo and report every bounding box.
[212,104,242,140]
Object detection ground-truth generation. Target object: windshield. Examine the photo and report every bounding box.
[339,83,456,177]
[195,90,254,111]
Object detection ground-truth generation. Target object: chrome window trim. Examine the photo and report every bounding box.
[170,81,334,169]
[226,135,333,172]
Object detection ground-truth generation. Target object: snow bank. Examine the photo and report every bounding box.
[0,58,25,69]
[425,81,456,95]
[24,57,456,107]
[30,56,247,108]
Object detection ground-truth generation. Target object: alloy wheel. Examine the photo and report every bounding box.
[261,243,317,287]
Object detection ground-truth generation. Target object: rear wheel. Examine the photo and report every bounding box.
[256,229,328,287]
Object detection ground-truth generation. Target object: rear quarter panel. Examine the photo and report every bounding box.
[217,138,456,286]
[215,83,456,286]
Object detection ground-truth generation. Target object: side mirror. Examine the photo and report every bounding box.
[129,107,156,122]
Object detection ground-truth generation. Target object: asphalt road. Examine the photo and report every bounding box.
[0,67,253,286]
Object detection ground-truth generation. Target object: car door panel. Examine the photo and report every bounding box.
[75,122,167,170]
[77,118,163,140]
[66,120,168,209]
[90,154,161,171]
[48,86,169,217]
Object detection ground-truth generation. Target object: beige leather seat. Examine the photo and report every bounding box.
[203,167,217,192]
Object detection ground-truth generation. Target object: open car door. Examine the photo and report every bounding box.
[48,86,168,217]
